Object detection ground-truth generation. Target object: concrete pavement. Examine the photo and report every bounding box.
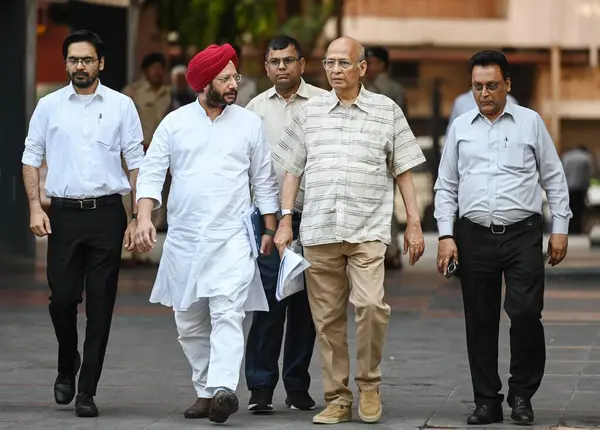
[2,249,600,429]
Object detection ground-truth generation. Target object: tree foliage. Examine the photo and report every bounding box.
[148,0,340,54]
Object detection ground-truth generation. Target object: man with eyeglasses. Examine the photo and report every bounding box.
[273,36,426,424]
[243,35,326,414]
[21,30,144,418]
[435,50,571,426]
[134,43,279,424]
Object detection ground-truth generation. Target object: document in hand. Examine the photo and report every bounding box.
[276,241,311,302]
[242,204,263,259]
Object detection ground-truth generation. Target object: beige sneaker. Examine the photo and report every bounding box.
[312,403,352,424]
[358,390,382,423]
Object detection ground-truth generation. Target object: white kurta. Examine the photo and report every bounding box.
[136,101,279,312]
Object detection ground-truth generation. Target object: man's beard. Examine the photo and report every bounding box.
[206,84,237,107]
[69,71,98,89]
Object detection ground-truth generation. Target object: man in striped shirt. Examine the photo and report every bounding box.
[273,36,426,425]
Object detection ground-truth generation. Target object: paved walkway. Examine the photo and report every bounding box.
[1,240,600,429]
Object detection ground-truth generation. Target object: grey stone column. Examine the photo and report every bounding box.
[0,0,37,256]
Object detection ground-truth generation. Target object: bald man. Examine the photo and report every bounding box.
[273,37,426,424]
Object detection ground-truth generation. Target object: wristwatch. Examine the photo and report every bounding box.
[131,213,138,220]
[264,228,276,237]
[281,209,293,218]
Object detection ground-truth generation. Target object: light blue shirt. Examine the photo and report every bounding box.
[447,91,518,134]
[434,102,572,236]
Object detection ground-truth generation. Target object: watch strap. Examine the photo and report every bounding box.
[264,228,276,237]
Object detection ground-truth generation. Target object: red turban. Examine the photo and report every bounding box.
[186,44,239,93]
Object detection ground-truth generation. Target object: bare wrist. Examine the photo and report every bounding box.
[406,215,420,224]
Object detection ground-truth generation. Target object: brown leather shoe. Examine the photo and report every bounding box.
[184,398,211,419]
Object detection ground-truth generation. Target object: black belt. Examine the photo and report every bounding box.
[461,214,540,235]
[51,194,122,210]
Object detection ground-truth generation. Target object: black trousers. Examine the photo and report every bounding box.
[457,215,545,406]
[47,196,127,396]
[245,215,316,393]
[568,190,586,234]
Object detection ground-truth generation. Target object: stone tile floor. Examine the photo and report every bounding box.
[1,240,600,429]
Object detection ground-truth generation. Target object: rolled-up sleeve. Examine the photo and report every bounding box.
[433,124,459,237]
[389,104,426,177]
[21,97,49,168]
[272,108,307,177]
[136,119,170,209]
[250,119,279,215]
[535,114,572,234]
[120,97,145,170]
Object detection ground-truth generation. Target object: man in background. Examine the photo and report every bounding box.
[364,46,407,269]
[231,43,258,107]
[364,47,406,111]
[562,145,594,234]
[169,64,196,111]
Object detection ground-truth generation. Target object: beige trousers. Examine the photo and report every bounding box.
[303,241,391,406]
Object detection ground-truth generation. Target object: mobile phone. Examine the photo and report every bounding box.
[445,257,458,278]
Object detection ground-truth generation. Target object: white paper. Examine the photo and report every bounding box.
[276,241,311,302]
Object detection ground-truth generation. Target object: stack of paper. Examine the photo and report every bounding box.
[276,241,311,301]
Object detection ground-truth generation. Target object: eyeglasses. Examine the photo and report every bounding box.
[66,57,98,67]
[322,59,360,70]
[267,57,299,67]
[214,74,242,84]
[472,82,502,92]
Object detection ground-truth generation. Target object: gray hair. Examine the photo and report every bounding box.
[358,46,366,62]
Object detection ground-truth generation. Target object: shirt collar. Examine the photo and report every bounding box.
[196,99,231,119]
[326,84,372,114]
[267,78,311,100]
[469,98,516,124]
[67,79,106,100]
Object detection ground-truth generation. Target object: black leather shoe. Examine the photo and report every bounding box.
[75,393,99,417]
[54,351,81,405]
[508,396,534,425]
[467,404,503,425]
[209,388,239,423]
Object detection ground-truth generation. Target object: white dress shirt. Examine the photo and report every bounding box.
[22,81,144,199]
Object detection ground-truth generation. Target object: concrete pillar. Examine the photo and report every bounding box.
[550,45,561,152]
[0,0,37,256]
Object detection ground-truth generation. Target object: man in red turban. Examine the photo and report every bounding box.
[186,43,238,95]
[134,43,279,424]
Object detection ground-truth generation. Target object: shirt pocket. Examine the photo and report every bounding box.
[95,119,119,151]
[499,141,526,169]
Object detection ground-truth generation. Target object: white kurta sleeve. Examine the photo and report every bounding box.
[136,118,170,210]
[249,118,279,215]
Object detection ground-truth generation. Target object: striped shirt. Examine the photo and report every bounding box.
[273,86,426,247]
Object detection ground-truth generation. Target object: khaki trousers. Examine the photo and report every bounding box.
[303,241,391,406]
